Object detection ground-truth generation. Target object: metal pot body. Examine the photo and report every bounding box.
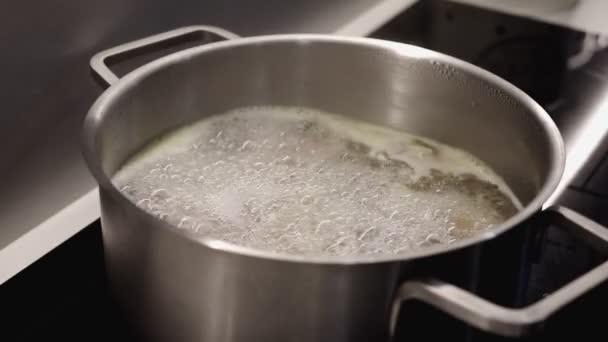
[100,189,401,341]
[84,27,571,341]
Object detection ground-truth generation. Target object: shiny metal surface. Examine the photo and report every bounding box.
[392,206,608,337]
[83,28,572,340]
[91,26,240,86]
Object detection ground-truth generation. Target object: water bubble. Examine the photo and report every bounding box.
[136,198,151,208]
[239,140,252,151]
[358,226,376,241]
[253,162,265,169]
[300,195,313,205]
[315,220,331,234]
[114,105,519,257]
[151,188,169,199]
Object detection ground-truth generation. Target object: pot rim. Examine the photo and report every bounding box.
[83,34,565,265]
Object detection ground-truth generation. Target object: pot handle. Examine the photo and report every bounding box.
[90,25,239,87]
[390,206,608,337]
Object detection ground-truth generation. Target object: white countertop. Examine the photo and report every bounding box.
[450,0,608,35]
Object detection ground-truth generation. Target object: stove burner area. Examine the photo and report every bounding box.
[3,1,608,341]
[0,222,136,341]
[1,217,607,341]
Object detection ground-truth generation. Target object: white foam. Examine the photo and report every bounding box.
[113,106,521,257]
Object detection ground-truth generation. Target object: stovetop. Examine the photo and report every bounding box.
[3,1,608,341]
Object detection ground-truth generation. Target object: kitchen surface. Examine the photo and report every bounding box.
[2,0,608,341]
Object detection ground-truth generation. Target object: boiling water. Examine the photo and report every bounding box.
[113,106,520,257]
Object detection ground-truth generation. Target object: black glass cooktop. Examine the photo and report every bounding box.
[3,1,608,341]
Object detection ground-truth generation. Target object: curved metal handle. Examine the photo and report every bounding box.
[90,25,239,87]
[391,206,608,337]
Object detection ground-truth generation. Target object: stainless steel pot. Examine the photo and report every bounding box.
[83,26,608,341]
